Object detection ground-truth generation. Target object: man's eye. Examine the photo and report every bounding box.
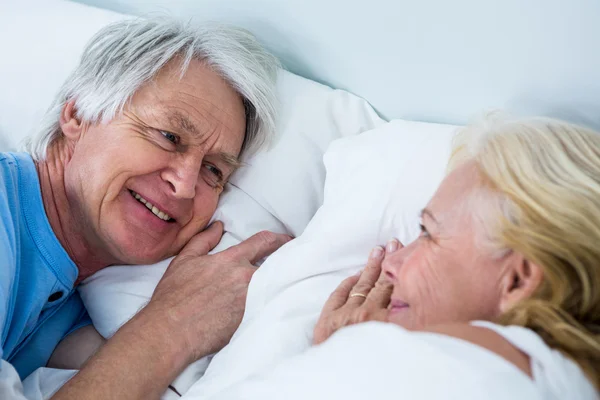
[160,130,180,145]
[201,164,225,189]
[204,164,223,180]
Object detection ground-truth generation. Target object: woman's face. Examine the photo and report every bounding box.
[382,162,512,329]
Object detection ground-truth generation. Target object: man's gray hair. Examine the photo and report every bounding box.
[27,17,280,160]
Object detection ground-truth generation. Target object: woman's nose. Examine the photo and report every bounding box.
[382,239,408,281]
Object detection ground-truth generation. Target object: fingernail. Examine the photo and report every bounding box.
[386,238,399,253]
[370,246,384,259]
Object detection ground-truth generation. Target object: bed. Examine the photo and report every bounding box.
[1,0,599,399]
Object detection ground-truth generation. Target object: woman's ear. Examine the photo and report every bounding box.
[59,100,83,143]
[499,255,544,313]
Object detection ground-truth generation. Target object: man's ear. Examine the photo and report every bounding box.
[59,100,84,143]
[499,255,544,313]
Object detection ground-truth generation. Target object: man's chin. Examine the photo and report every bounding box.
[103,225,184,265]
[110,241,176,266]
[124,250,176,266]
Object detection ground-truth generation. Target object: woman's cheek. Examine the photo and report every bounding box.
[408,252,447,326]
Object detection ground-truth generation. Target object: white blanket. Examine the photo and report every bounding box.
[201,322,541,400]
[5,323,539,400]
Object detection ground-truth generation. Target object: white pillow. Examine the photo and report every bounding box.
[185,119,459,397]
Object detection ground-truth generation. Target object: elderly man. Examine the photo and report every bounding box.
[0,18,289,399]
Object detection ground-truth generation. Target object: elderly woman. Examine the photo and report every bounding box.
[0,17,290,399]
[311,117,600,397]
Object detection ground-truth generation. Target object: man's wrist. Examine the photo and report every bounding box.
[130,303,198,369]
[52,302,194,400]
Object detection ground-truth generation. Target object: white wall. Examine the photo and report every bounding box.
[74,0,600,128]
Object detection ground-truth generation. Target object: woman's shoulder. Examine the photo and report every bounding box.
[421,321,598,400]
[422,322,532,377]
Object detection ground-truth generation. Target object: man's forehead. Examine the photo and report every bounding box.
[128,59,247,160]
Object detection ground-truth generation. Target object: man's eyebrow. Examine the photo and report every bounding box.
[168,110,200,136]
[164,110,242,171]
[420,208,439,224]
[218,152,242,171]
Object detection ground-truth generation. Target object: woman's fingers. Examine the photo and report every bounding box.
[347,246,385,305]
[366,270,394,307]
[366,238,402,307]
[321,274,361,314]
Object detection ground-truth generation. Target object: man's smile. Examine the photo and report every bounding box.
[129,189,175,222]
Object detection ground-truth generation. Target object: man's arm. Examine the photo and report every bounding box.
[51,307,189,400]
[51,224,291,400]
[47,326,106,370]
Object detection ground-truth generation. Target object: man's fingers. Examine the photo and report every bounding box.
[321,274,361,314]
[179,221,224,258]
[347,246,384,305]
[226,231,292,264]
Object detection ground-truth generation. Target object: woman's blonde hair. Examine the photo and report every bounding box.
[450,113,600,389]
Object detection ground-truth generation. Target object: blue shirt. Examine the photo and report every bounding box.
[0,152,90,379]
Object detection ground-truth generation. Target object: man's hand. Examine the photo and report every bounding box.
[52,222,291,400]
[312,240,398,345]
[143,221,292,362]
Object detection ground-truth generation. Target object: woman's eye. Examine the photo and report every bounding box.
[160,130,180,145]
[419,223,431,239]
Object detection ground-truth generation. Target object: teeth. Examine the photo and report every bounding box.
[130,190,171,221]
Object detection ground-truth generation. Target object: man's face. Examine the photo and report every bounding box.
[62,59,246,264]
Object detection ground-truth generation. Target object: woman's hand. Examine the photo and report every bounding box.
[313,239,401,345]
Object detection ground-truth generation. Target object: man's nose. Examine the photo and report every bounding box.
[162,154,203,199]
